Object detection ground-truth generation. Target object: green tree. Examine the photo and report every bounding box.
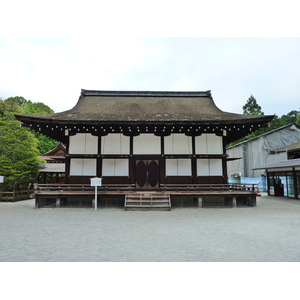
[280,110,299,126]
[22,101,57,153]
[23,101,54,114]
[4,96,28,107]
[35,133,58,154]
[243,95,264,115]
[0,99,24,119]
[0,118,41,191]
[6,96,57,154]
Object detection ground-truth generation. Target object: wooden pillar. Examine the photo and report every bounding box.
[97,135,102,177]
[198,196,202,208]
[192,157,197,184]
[65,136,70,183]
[35,197,39,208]
[222,136,228,184]
[160,136,165,186]
[232,196,237,207]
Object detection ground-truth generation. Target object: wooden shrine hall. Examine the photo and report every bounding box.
[16,90,273,210]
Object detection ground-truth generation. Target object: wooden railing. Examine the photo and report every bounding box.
[33,183,258,194]
[160,183,258,192]
[0,189,34,202]
[34,183,135,193]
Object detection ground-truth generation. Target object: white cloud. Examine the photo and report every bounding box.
[1,37,300,117]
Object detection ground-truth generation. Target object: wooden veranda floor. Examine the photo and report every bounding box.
[34,183,257,209]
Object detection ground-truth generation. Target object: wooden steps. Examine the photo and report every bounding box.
[125,192,171,211]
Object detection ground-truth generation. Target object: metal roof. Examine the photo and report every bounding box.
[39,163,65,173]
[253,158,300,171]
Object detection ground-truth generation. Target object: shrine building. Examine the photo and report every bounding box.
[16,90,273,209]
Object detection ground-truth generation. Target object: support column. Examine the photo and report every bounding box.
[232,196,237,207]
[198,196,202,208]
[56,197,61,208]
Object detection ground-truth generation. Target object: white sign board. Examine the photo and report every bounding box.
[90,177,102,211]
[0,176,4,183]
[90,177,102,187]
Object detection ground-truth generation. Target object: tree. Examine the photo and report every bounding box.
[23,101,54,114]
[243,95,264,115]
[22,101,58,153]
[4,96,28,107]
[5,96,57,154]
[0,99,24,119]
[280,110,300,126]
[0,118,41,191]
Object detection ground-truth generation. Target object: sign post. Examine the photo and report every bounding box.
[0,176,4,183]
[90,177,102,211]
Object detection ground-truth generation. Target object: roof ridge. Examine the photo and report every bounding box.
[81,89,212,98]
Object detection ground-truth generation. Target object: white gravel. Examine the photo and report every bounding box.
[1,194,300,262]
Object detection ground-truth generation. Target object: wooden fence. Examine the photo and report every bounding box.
[0,189,34,202]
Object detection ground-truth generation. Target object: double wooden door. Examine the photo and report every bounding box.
[135,159,159,189]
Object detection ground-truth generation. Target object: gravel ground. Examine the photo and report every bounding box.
[1,194,300,262]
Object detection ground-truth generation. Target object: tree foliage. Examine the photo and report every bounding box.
[228,95,300,147]
[4,96,28,107]
[243,95,264,115]
[0,118,41,191]
[23,101,54,114]
[0,99,24,119]
[0,96,55,190]
[5,96,57,154]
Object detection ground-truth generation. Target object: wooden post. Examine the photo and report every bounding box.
[232,196,237,207]
[13,190,15,202]
[56,197,61,208]
[198,196,202,208]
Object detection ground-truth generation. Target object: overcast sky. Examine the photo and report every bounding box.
[1,37,299,116]
[1,2,299,117]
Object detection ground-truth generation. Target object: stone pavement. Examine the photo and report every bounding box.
[1,194,300,262]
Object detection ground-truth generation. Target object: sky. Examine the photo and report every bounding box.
[1,37,299,116]
[1,1,300,118]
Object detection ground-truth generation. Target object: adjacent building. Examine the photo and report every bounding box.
[227,123,300,199]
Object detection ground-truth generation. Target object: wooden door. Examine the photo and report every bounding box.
[135,160,159,189]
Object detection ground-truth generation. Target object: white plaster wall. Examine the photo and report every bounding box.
[209,159,223,176]
[133,134,161,154]
[197,159,210,176]
[195,134,223,154]
[197,159,222,176]
[166,159,191,176]
[69,133,98,154]
[164,134,192,154]
[70,158,97,176]
[101,134,130,154]
[102,159,128,176]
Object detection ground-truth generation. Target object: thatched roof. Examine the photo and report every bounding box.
[15,90,274,144]
[17,89,273,124]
